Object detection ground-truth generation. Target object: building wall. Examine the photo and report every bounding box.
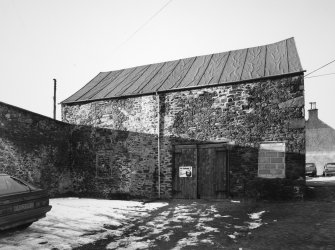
[62,74,305,198]
[0,102,73,196]
[306,109,335,175]
[63,96,161,198]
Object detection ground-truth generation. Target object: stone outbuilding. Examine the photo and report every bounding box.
[61,38,305,199]
[306,103,335,175]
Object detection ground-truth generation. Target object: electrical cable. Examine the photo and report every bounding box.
[304,59,335,77]
[305,72,335,79]
[111,0,173,54]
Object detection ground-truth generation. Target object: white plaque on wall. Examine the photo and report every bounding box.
[179,166,192,177]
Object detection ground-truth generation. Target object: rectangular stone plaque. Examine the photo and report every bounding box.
[258,142,285,178]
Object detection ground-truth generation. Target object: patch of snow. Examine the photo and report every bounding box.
[172,214,196,223]
[106,236,152,250]
[172,225,183,228]
[245,210,267,230]
[199,217,214,222]
[172,236,199,250]
[308,176,335,182]
[247,222,263,229]
[248,211,266,220]
[228,231,240,240]
[195,223,219,233]
[0,198,168,250]
[188,231,203,237]
[208,205,218,213]
[200,239,214,244]
[159,211,170,216]
[231,200,241,203]
[156,230,174,241]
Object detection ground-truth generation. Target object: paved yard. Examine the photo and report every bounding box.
[1,192,335,250]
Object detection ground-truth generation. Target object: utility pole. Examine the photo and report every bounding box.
[53,79,57,119]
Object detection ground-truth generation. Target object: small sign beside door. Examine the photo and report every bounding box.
[179,166,192,177]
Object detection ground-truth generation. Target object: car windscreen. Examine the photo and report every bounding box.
[0,176,31,195]
[11,176,39,190]
[326,163,335,168]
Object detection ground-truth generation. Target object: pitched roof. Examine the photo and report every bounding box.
[62,37,303,104]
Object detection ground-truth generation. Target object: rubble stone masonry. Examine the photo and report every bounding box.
[0,75,305,198]
[62,74,305,198]
[0,102,72,196]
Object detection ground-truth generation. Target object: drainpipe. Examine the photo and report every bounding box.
[156,92,161,199]
[53,79,57,119]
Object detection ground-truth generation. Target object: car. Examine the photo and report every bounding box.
[0,173,52,231]
[305,163,317,177]
[323,163,335,177]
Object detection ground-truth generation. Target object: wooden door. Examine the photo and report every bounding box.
[198,144,229,199]
[172,145,197,199]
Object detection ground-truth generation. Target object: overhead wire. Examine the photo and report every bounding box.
[305,72,335,79]
[111,0,174,54]
[304,59,335,77]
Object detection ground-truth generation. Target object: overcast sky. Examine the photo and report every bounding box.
[1,0,335,128]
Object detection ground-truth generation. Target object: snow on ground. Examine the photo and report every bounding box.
[0,198,168,250]
[247,211,267,229]
[106,203,221,250]
[249,211,266,220]
[307,176,335,182]
[0,198,270,250]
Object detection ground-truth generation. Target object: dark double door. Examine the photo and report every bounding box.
[173,143,229,199]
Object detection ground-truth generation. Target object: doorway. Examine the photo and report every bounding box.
[172,143,230,199]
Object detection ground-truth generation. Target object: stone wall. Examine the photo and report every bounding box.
[0,102,73,196]
[62,74,305,198]
[63,96,161,198]
[162,75,305,195]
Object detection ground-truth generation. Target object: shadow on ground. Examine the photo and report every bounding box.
[75,197,335,250]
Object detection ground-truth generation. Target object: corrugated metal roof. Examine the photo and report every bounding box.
[62,38,303,104]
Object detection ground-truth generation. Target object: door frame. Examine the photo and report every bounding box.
[174,144,198,199]
[173,143,231,199]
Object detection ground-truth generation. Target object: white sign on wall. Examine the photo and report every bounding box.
[179,166,192,177]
